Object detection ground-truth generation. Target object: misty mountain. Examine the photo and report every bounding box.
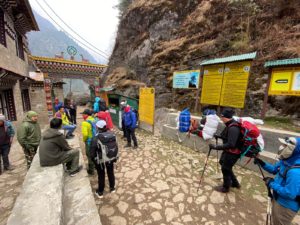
[27,11,98,63]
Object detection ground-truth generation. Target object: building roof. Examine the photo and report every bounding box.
[264,58,300,68]
[200,52,257,66]
[0,0,39,33]
[30,55,107,76]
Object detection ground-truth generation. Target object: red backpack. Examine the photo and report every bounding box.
[97,111,114,130]
[230,119,262,158]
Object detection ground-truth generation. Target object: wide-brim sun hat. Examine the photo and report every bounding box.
[96,120,107,129]
[278,137,297,147]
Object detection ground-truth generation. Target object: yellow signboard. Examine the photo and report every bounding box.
[200,65,224,105]
[220,61,251,108]
[139,88,155,125]
[269,67,300,96]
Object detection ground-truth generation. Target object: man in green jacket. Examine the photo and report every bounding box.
[39,118,82,176]
[17,111,41,169]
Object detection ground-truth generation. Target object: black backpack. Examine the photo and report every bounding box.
[132,108,139,126]
[98,99,108,112]
[96,131,118,163]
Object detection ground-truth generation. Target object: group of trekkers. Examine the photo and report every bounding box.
[181,107,300,225]
[1,95,299,224]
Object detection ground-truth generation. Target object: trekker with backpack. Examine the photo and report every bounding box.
[254,137,300,225]
[124,105,138,149]
[93,97,107,113]
[209,108,242,193]
[90,120,118,198]
[81,109,96,175]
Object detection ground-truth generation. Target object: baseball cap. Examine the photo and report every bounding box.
[80,109,92,115]
[96,120,107,129]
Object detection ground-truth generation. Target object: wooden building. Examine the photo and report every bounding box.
[0,0,38,121]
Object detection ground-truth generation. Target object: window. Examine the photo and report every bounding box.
[16,33,24,60]
[21,89,31,112]
[0,8,6,47]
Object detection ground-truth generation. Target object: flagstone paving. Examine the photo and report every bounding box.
[0,141,27,225]
[87,129,300,225]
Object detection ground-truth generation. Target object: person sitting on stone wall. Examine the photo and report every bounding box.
[17,111,41,169]
[55,106,76,139]
[39,118,82,177]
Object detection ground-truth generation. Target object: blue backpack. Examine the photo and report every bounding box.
[179,108,191,132]
[87,120,97,137]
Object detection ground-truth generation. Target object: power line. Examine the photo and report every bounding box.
[41,0,109,57]
[34,0,109,60]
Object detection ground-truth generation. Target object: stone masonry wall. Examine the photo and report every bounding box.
[0,12,28,76]
[29,86,48,124]
[12,81,25,124]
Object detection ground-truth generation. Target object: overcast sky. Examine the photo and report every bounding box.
[29,0,120,63]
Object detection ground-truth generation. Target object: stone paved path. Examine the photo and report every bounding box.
[86,129,300,225]
[0,140,27,225]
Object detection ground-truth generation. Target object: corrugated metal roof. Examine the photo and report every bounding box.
[264,58,300,68]
[200,52,257,66]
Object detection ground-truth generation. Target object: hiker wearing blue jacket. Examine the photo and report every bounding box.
[124,105,138,149]
[93,97,101,113]
[254,137,300,225]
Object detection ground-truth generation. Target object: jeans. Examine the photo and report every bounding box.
[62,125,76,136]
[125,127,138,147]
[95,161,115,193]
[0,144,11,169]
[219,151,240,189]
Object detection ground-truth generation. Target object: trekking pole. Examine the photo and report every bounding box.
[215,137,219,172]
[257,164,273,225]
[197,146,212,192]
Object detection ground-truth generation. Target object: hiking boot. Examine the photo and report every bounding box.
[124,143,131,148]
[110,188,116,193]
[231,183,241,189]
[214,185,229,193]
[66,135,74,139]
[95,191,103,199]
[87,170,95,176]
[133,145,138,149]
[4,165,15,171]
[69,165,83,177]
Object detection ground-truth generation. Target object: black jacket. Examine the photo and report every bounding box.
[216,120,242,150]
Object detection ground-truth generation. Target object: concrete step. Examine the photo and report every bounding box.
[7,135,102,225]
[162,124,278,173]
[63,137,102,225]
[7,151,65,225]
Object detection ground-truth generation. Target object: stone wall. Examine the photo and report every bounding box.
[29,85,48,124]
[0,12,28,76]
[12,81,26,123]
[54,87,64,102]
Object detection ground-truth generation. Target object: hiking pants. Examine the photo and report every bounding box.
[95,161,115,193]
[126,127,138,147]
[23,146,38,169]
[272,200,297,225]
[0,144,11,169]
[85,141,95,174]
[122,120,127,138]
[70,113,77,125]
[61,149,80,173]
[219,151,240,189]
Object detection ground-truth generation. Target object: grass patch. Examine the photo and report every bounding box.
[264,117,300,133]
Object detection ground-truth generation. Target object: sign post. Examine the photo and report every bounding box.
[139,87,155,133]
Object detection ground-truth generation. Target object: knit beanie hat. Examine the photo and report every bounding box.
[221,108,235,119]
[27,111,38,119]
